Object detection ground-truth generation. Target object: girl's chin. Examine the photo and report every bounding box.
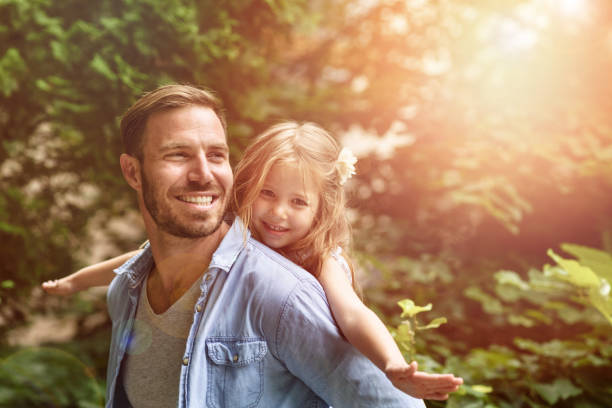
[262,238,284,249]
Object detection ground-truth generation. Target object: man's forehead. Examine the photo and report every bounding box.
[142,106,227,148]
[158,140,229,151]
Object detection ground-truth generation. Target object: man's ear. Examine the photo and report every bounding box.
[120,153,142,191]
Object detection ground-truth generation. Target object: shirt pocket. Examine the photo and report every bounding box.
[205,337,268,408]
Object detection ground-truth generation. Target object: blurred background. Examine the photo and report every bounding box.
[1,0,611,406]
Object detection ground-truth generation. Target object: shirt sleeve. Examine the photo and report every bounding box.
[275,279,425,408]
[330,247,352,283]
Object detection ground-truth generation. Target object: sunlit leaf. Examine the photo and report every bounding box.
[417,317,447,330]
[471,385,493,394]
[560,243,612,283]
[397,299,432,318]
[508,314,535,327]
[546,250,601,288]
[532,378,582,405]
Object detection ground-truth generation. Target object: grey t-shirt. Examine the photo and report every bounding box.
[123,274,202,407]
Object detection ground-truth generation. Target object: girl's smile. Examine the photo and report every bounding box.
[251,162,320,250]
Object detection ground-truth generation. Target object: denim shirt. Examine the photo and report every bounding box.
[105,217,425,408]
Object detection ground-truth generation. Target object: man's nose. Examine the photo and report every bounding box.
[187,154,213,184]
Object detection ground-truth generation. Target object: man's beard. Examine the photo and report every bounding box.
[141,170,226,238]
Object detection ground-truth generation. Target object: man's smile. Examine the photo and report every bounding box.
[177,194,216,207]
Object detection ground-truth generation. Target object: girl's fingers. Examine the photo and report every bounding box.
[426,392,450,401]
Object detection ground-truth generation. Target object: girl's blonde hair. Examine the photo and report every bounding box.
[233,122,357,288]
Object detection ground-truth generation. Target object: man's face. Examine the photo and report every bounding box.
[138,106,232,238]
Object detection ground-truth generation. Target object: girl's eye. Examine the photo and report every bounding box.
[260,189,275,198]
[293,198,308,207]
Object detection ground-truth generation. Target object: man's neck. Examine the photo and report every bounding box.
[145,222,229,314]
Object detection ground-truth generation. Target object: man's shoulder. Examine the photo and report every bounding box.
[106,248,150,319]
[247,238,317,277]
[234,238,326,302]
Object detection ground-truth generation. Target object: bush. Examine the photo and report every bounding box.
[387,244,612,407]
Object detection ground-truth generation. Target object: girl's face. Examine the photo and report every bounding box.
[251,161,320,250]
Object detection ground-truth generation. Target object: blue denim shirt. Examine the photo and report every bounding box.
[105,217,425,408]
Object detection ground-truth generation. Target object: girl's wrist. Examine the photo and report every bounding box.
[384,361,408,372]
[64,275,82,291]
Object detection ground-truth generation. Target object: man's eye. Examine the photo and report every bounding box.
[209,152,227,160]
[167,152,188,159]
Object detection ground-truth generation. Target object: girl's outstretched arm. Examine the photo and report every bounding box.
[318,255,463,400]
[42,250,139,296]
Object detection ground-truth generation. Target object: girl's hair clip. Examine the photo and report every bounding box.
[336,147,357,186]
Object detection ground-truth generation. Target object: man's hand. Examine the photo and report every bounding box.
[386,361,463,400]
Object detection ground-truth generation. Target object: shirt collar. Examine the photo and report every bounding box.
[210,216,250,273]
[113,242,154,291]
[113,216,249,287]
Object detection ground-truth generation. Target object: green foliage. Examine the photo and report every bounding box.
[545,244,612,324]
[383,243,612,407]
[2,0,612,406]
[0,0,317,338]
[0,347,104,407]
[394,299,447,361]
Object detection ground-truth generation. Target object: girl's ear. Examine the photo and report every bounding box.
[120,153,142,191]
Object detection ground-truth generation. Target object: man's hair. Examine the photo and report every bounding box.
[120,84,226,160]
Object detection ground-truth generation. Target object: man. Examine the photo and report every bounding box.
[106,84,440,407]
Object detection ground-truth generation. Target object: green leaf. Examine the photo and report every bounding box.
[464,286,504,314]
[495,270,529,290]
[0,48,27,96]
[54,100,93,114]
[508,314,535,327]
[560,243,612,282]
[35,79,52,92]
[532,378,582,404]
[0,221,26,236]
[90,54,116,81]
[418,317,447,330]
[100,17,123,33]
[471,385,493,394]
[546,249,601,288]
[1,280,15,289]
[514,338,590,359]
[50,40,69,64]
[587,284,612,325]
[397,299,432,318]
[547,248,612,324]
[395,321,414,342]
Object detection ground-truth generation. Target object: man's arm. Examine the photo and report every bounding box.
[275,279,426,408]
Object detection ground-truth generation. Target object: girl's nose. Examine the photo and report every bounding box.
[271,202,288,219]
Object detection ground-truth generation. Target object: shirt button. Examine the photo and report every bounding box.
[183,357,189,365]
[205,274,212,282]
[233,354,239,362]
[196,304,202,312]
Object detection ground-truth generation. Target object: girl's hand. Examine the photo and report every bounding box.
[385,361,463,400]
[41,278,78,296]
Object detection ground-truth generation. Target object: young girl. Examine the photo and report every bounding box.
[43,122,461,400]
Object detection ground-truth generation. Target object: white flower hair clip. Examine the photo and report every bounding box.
[336,147,357,185]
